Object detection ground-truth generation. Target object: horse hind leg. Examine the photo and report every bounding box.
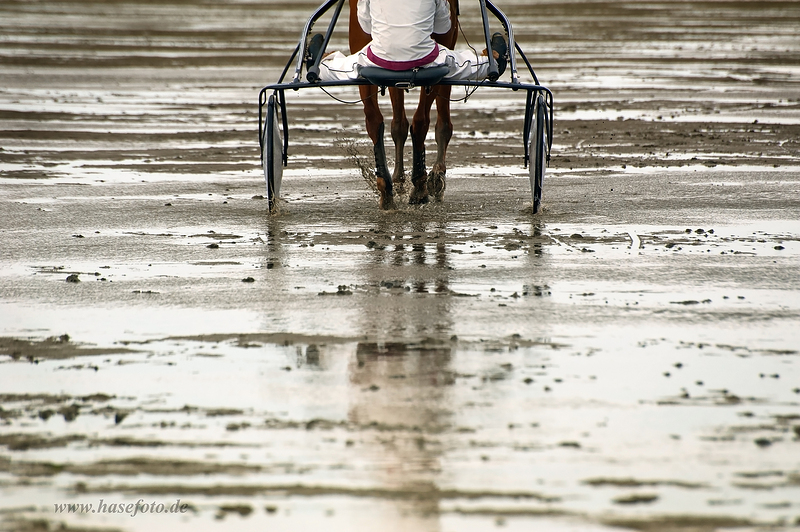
[388,88,408,195]
[409,128,428,204]
[428,86,453,202]
[348,0,394,209]
[359,85,395,210]
[408,90,435,205]
[424,0,458,203]
[373,122,395,210]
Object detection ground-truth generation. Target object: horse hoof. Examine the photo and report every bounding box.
[393,174,407,195]
[428,172,446,202]
[408,193,429,205]
[409,174,428,204]
[379,195,396,210]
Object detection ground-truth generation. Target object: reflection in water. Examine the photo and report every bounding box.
[263,216,287,267]
[530,221,545,257]
[361,220,453,336]
[254,217,560,528]
[349,341,453,530]
[351,221,454,529]
[305,343,320,366]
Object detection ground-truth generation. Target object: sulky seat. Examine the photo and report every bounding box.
[358,65,451,89]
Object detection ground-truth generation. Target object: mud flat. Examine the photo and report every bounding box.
[1,1,799,531]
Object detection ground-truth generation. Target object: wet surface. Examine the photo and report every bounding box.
[2,1,800,531]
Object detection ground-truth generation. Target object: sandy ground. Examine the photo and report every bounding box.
[1,1,800,531]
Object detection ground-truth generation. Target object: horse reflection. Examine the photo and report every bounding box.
[348,341,454,527]
[347,222,455,527]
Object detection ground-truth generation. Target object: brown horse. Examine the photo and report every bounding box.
[348,0,458,209]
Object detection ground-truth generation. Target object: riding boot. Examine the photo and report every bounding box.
[306,33,324,71]
[491,32,508,77]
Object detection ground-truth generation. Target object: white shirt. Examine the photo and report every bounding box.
[357,0,452,65]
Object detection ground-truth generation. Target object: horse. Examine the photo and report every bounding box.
[348,0,459,210]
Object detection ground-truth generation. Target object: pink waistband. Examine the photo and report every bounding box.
[366,44,440,71]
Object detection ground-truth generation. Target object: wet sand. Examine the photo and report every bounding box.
[1,1,800,531]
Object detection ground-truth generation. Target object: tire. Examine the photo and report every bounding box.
[262,93,283,213]
[529,94,547,214]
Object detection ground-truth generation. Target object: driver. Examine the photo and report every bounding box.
[313,0,506,82]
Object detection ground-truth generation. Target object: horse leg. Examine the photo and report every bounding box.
[358,85,395,210]
[348,0,394,209]
[409,91,435,205]
[429,86,453,202]
[410,0,457,204]
[388,87,408,194]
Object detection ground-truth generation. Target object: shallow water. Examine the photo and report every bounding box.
[2,1,800,531]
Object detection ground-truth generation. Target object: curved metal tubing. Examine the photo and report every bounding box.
[291,0,344,83]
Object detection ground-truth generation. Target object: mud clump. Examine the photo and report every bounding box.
[0,407,19,421]
[584,478,707,489]
[613,493,659,505]
[59,404,81,422]
[0,336,132,361]
[602,515,755,532]
[0,433,85,451]
[216,504,253,519]
[305,344,320,364]
[0,517,125,532]
[318,285,353,296]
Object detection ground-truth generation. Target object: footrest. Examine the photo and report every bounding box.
[358,65,450,89]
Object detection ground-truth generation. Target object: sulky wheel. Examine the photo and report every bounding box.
[262,93,283,213]
[529,93,548,214]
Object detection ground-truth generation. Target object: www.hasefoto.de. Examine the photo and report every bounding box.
[54,499,189,517]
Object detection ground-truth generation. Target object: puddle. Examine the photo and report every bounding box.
[1,334,798,531]
[2,216,798,528]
